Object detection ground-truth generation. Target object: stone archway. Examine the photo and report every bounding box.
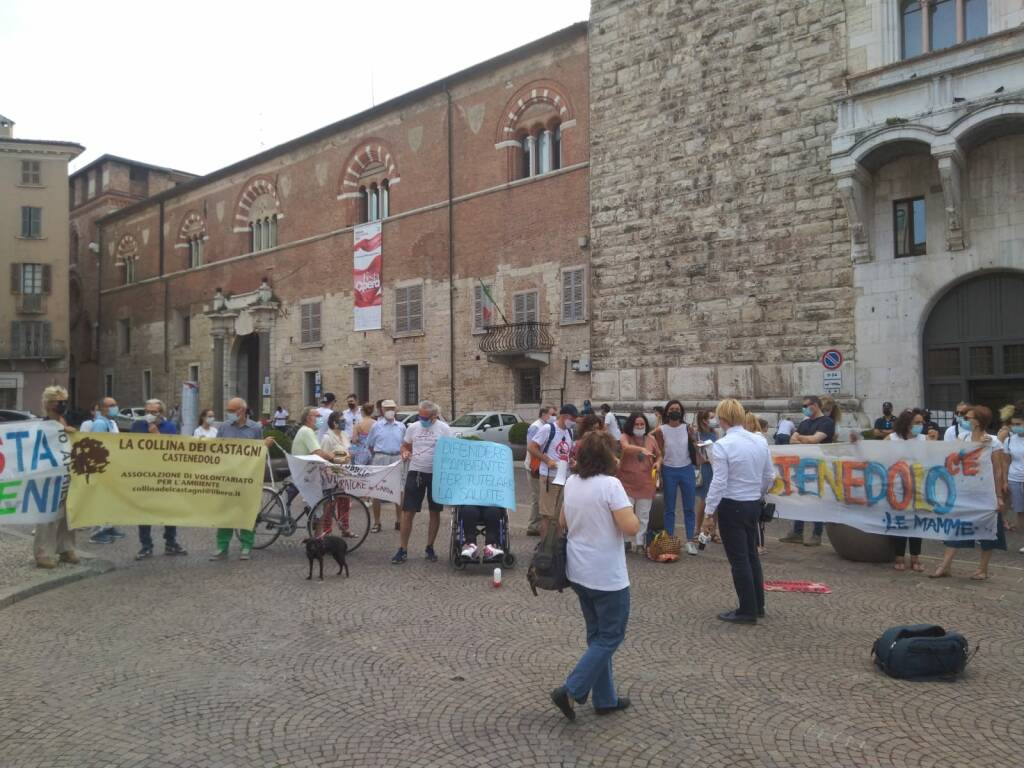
[923,271,1024,415]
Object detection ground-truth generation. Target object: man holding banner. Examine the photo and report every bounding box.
[130,399,187,559]
[31,386,77,569]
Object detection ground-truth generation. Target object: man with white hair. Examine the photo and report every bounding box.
[210,396,274,561]
[131,399,188,559]
[82,395,127,544]
[392,400,450,564]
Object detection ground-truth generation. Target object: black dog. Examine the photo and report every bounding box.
[303,535,349,580]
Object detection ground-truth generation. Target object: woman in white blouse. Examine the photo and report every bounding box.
[551,431,639,722]
[193,408,218,439]
[886,408,934,572]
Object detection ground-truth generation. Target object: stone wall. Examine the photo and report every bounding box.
[588,0,854,408]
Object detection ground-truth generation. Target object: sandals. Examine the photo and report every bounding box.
[370,523,382,533]
[928,569,951,579]
[970,571,989,581]
[893,560,907,571]
[910,559,924,572]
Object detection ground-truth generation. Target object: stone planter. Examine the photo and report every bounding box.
[826,523,894,563]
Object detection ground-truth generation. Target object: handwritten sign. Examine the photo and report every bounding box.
[769,441,998,541]
[286,454,403,507]
[0,421,70,525]
[431,437,515,509]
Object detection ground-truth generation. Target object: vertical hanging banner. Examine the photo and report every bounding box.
[353,222,382,331]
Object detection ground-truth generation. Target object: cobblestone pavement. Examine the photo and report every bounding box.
[1,492,1022,767]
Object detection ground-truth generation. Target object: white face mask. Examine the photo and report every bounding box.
[205,415,215,425]
[145,413,158,424]
[708,418,719,429]
[632,425,645,436]
[384,410,396,421]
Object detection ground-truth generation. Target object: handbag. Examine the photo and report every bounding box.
[647,530,682,562]
[527,524,569,596]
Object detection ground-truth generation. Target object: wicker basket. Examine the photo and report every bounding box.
[647,531,682,562]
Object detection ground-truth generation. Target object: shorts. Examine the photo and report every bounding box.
[403,470,443,514]
[1009,480,1024,516]
[372,452,407,487]
[539,478,563,520]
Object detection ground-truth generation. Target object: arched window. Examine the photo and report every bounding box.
[901,0,988,60]
[516,123,561,180]
[238,177,281,253]
[380,179,390,219]
[188,237,203,268]
[358,187,369,224]
[178,211,207,269]
[115,234,139,286]
[343,142,399,225]
[538,130,553,174]
[520,136,532,179]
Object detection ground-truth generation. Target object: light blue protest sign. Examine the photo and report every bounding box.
[431,436,516,509]
[0,420,69,525]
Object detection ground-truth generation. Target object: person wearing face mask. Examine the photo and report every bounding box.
[779,395,835,547]
[341,393,360,439]
[774,414,795,446]
[368,399,407,533]
[130,399,188,560]
[525,405,558,537]
[350,403,377,465]
[33,386,78,569]
[930,405,1008,580]
[209,397,275,560]
[886,408,934,572]
[873,402,897,440]
[693,409,719,542]
[943,402,970,441]
[617,412,661,553]
[528,403,578,539]
[193,408,219,438]
[392,400,451,564]
[653,399,699,555]
[998,408,1024,547]
[80,396,126,544]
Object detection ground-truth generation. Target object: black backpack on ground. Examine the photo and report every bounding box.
[527,524,569,596]
[872,624,971,680]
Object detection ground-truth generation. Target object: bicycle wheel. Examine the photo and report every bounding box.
[307,492,371,552]
[252,486,285,550]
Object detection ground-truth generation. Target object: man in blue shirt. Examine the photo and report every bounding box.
[83,397,126,544]
[367,399,406,532]
[131,399,188,559]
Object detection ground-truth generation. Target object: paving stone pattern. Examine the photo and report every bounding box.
[1,507,1022,767]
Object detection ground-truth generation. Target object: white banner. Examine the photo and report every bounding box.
[353,222,382,331]
[286,454,402,507]
[768,440,998,541]
[1,421,70,525]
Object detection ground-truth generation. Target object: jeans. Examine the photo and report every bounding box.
[138,525,177,550]
[565,583,630,710]
[718,499,765,617]
[791,520,823,537]
[216,528,255,550]
[774,433,791,445]
[662,465,696,538]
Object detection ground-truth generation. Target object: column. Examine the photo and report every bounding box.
[526,134,537,177]
[921,0,932,55]
[212,330,226,419]
[250,303,278,421]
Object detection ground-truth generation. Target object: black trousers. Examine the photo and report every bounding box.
[892,536,922,557]
[717,499,765,617]
[459,506,500,546]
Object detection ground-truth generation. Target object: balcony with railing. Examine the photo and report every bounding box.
[0,339,67,361]
[478,321,554,366]
[16,294,45,314]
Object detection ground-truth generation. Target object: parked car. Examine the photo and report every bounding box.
[396,411,420,425]
[0,409,39,423]
[115,406,146,430]
[448,412,521,445]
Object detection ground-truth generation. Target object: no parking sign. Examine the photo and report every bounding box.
[821,349,843,370]
[821,349,843,394]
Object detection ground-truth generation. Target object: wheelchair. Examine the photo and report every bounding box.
[448,505,515,570]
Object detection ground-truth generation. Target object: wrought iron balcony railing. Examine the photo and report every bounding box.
[478,321,554,356]
[0,339,67,360]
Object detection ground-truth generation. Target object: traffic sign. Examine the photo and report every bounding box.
[821,349,843,370]
[823,369,842,394]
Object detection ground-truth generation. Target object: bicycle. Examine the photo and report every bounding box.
[253,479,371,552]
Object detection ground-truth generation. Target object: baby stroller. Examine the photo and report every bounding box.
[449,505,515,570]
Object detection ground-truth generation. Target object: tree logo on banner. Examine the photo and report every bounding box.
[69,438,111,483]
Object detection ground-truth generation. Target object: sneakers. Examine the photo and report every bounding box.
[209,550,228,561]
[483,544,504,559]
[595,696,632,716]
[685,542,698,556]
[107,527,126,539]
[461,543,479,559]
[424,545,438,562]
[778,533,803,544]
[59,550,80,565]
[89,531,115,544]
[804,535,822,547]
[239,548,251,561]
[391,548,408,564]
[164,543,188,556]
[135,547,153,560]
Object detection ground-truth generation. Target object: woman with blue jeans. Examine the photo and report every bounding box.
[655,400,699,555]
[552,431,640,721]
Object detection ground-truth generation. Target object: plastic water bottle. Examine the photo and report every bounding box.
[697,532,710,551]
[493,567,502,588]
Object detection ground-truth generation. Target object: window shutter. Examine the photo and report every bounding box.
[562,272,573,322]
[395,287,408,334]
[42,265,51,294]
[11,321,21,352]
[473,285,482,331]
[513,293,525,323]
[11,264,21,294]
[573,270,584,320]
[526,291,537,321]
[42,321,51,354]
[409,284,423,331]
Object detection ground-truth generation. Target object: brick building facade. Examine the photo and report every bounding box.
[77,25,590,421]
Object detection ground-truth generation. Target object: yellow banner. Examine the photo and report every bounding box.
[66,432,265,530]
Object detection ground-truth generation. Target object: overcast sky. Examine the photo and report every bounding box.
[1,0,589,175]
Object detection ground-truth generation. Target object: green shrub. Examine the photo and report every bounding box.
[859,429,880,441]
[509,421,529,445]
[263,427,293,455]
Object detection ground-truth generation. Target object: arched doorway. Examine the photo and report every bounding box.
[234,333,261,410]
[923,272,1024,416]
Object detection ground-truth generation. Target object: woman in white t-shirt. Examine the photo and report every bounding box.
[930,404,1007,580]
[551,432,639,722]
[193,409,218,439]
[998,406,1024,550]
[886,408,935,572]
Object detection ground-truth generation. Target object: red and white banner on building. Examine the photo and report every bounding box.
[353,222,382,331]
